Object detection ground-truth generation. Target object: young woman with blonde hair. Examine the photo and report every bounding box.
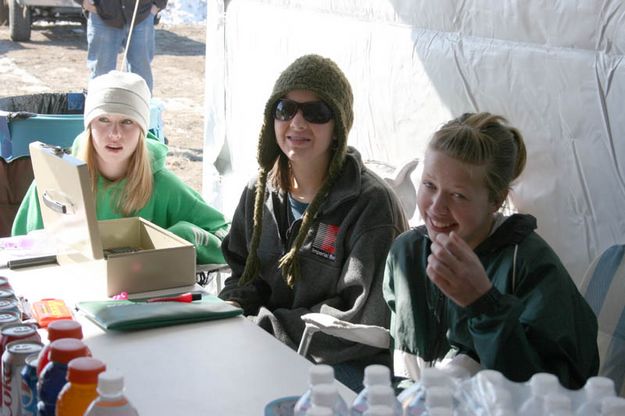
[13,70,229,264]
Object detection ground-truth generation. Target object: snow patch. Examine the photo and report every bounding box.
[160,0,207,25]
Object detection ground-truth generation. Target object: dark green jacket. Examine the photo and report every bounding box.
[383,214,599,389]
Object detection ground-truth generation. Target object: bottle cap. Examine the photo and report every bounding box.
[311,384,338,408]
[528,372,559,396]
[67,357,106,384]
[49,338,89,364]
[47,319,83,342]
[585,376,616,400]
[367,385,396,407]
[363,365,391,387]
[97,370,126,398]
[309,364,334,385]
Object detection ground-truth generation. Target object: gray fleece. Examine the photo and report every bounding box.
[219,146,408,365]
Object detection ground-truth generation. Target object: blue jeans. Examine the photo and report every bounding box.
[87,12,155,92]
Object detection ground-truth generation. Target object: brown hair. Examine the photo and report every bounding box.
[79,128,153,215]
[429,112,527,206]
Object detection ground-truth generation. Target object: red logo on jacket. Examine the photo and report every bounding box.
[312,223,339,261]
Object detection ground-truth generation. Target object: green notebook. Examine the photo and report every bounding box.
[76,294,243,331]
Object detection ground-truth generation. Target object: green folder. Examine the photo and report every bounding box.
[76,294,243,331]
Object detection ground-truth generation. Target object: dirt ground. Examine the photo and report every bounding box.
[0,21,206,193]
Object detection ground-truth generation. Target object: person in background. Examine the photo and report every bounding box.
[383,112,599,389]
[12,70,229,264]
[76,0,167,92]
[218,54,408,392]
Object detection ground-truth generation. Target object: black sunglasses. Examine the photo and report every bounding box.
[274,99,333,124]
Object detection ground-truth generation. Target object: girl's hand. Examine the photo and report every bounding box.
[426,231,492,307]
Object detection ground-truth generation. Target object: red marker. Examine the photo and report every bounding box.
[145,293,202,303]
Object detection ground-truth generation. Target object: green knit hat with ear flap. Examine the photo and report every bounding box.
[239,54,354,288]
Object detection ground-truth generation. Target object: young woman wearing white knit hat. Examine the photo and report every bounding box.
[12,70,229,264]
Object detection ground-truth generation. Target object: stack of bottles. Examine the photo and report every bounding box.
[289,365,625,416]
[0,314,140,416]
[454,369,625,416]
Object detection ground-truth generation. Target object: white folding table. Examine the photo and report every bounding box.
[3,261,356,415]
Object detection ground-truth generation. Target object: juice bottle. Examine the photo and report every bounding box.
[37,319,84,376]
[37,338,90,416]
[56,357,106,416]
[84,370,139,416]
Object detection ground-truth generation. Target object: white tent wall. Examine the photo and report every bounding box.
[203,0,625,286]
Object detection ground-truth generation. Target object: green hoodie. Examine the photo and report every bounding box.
[384,214,599,389]
[12,133,229,264]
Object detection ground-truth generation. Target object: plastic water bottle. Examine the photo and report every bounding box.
[600,396,625,416]
[359,385,401,415]
[55,357,106,416]
[37,338,90,416]
[575,376,616,416]
[518,372,560,414]
[400,368,452,415]
[351,365,401,416]
[295,365,348,416]
[308,384,349,416]
[84,370,139,416]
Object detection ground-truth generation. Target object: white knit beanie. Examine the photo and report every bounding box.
[84,70,151,134]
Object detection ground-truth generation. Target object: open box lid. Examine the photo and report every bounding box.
[29,141,104,261]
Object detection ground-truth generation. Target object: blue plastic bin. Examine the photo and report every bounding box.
[0,92,165,162]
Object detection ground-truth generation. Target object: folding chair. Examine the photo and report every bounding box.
[579,244,625,397]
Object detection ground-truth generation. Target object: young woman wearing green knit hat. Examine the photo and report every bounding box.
[218,55,408,392]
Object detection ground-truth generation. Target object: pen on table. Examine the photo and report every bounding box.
[1,255,58,270]
[145,293,202,303]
